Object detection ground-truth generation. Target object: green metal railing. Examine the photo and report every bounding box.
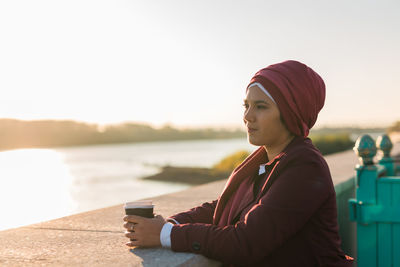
[349,134,400,267]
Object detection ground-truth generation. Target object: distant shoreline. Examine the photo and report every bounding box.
[0,136,246,153]
[0,119,245,152]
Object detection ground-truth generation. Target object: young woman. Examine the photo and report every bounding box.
[123,60,353,266]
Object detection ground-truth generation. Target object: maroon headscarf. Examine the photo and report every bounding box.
[247,60,325,137]
[214,60,326,226]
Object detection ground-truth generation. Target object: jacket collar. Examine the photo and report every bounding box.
[264,135,306,163]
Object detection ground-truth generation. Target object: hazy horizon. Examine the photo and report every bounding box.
[0,117,391,131]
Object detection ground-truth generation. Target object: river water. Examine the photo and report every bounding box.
[0,138,256,231]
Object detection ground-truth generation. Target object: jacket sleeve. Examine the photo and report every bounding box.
[168,199,218,224]
[170,160,332,265]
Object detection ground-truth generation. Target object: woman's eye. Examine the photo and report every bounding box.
[242,104,249,109]
[257,105,266,109]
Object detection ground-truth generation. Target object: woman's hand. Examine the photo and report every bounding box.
[123,214,166,248]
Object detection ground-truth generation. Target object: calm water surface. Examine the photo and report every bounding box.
[0,138,256,230]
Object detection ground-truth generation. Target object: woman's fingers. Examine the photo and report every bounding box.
[123,215,146,223]
[125,231,138,239]
[123,214,165,248]
[123,216,142,247]
[126,240,139,247]
[123,222,136,230]
[125,231,141,247]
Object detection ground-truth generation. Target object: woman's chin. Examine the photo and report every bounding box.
[247,136,263,146]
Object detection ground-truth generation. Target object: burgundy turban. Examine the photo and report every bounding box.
[247,60,325,137]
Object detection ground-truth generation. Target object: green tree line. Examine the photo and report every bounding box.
[0,119,245,151]
[388,120,400,133]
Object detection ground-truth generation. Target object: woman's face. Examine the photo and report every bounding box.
[243,85,292,147]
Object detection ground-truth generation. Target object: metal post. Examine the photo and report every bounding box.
[350,134,378,267]
[377,134,395,176]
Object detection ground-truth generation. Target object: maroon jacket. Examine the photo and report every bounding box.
[169,137,353,266]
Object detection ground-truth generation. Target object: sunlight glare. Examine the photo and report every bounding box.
[0,149,75,230]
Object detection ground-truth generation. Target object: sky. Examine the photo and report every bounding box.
[0,0,399,129]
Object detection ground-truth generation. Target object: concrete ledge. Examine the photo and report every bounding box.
[1,142,398,266]
[0,179,226,266]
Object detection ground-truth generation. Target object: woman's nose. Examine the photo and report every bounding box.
[243,107,255,123]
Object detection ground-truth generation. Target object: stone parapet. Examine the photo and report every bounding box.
[0,179,227,266]
[1,141,398,266]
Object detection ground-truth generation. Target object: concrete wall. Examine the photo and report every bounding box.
[0,142,398,266]
[335,176,356,256]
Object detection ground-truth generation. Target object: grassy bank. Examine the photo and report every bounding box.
[142,166,231,185]
[309,133,354,155]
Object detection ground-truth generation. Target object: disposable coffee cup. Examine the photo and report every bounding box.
[124,200,154,218]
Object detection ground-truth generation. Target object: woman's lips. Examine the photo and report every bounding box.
[247,127,257,133]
